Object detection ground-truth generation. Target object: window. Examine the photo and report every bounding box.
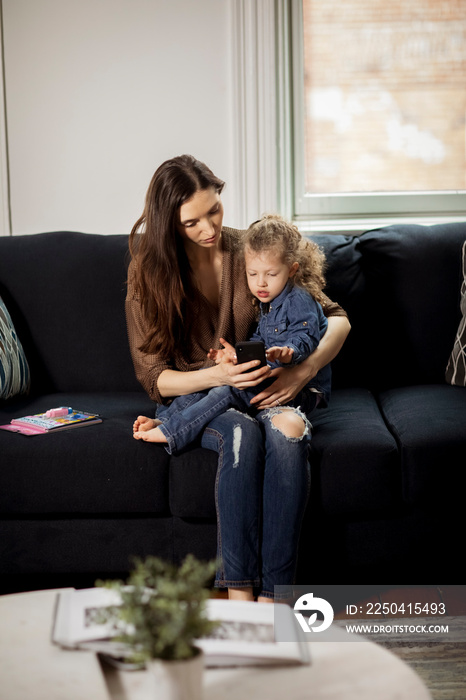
[289,0,466,229]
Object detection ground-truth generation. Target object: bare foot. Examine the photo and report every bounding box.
[228,587,254,601]
[133,415,161,439]
[133,425,167,443]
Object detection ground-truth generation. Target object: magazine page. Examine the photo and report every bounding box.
[52,588,121,648]
[199,599,310,667]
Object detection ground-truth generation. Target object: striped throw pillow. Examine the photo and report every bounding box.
[0,296,31,400]
[445,241,466,387]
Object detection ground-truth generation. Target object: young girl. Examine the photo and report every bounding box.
[133,214,331,453]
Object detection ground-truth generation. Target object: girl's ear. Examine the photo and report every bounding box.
[289,261,299,278]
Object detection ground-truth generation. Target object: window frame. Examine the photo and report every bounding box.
[0,2,11,236]
[286,0,466,232]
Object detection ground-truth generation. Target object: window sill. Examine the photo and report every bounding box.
[294,214,466,236]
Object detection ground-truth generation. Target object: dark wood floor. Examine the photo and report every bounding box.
[333,585,466,700]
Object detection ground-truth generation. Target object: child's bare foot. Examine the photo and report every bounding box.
[133,425,168,443]
[133,415,161,439]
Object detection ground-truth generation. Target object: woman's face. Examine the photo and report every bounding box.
[176,187,224,250]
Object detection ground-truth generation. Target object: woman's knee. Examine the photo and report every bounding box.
[264,407,311,441]
[204,408,262,447]
[219,408,261,432]
[205,408,263,470]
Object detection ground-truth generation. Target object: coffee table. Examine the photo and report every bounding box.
[0,588,432,700]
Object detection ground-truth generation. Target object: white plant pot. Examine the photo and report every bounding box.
[147,648,204,700]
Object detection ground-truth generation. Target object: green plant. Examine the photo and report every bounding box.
[97,554,219,662]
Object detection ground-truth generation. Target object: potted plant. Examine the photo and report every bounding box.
[97,554,219,700]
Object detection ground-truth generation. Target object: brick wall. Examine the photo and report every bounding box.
[302,0,466,193]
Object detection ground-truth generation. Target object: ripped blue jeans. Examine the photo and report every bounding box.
[155,386,316,598]
[155,382,313,455]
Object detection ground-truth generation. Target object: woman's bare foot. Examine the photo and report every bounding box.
[133,415,161,439]
[228,587,254,601]
[133,425,168,443]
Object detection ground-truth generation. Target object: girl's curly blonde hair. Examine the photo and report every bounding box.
[243,214,327,304]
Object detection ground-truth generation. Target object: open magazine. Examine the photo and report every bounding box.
[51,588,310,668]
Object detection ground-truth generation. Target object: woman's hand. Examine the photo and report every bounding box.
[249,364,310,409]
[212,337,271,389]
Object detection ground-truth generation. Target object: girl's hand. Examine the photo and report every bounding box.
[266,346,294,364]
[207,338,236,364]
[208,347,231,364]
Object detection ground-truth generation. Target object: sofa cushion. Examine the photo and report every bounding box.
[308,388,400,516]
[378,384,466,506]
[445,240,466,386]
[0,232,140,394]
[0,516,176,575]
[169,447,218,518]
[0,392,171,515]
[357,222,466,389]
[309,234,366,389]
[0,296,30,400]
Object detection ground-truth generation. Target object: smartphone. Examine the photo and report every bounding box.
[235,341,267,372]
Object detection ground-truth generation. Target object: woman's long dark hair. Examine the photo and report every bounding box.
[129,155,225,357]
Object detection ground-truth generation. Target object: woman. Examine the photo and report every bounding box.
[125,155,350,602]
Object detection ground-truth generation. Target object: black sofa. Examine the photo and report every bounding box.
[1,223,465,593]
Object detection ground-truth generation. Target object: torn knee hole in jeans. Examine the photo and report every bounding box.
[263,406,312,442]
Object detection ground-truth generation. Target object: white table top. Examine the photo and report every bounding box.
[0,588,432,700]
[0,588,109,700]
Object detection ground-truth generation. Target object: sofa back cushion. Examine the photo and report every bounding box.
[2,223,464,395]
[309,233,368,389]
[0,232,141,393]
[356,222,466,389]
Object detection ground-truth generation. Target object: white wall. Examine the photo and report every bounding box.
[1,0,239,234]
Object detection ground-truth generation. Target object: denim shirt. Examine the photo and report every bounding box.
[250,282,331,403]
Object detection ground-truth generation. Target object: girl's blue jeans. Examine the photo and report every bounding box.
[156,383,312,455]
[156,388,315,599]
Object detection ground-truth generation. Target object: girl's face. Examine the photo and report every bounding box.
[176,187,224,250]
[244,246,298,304]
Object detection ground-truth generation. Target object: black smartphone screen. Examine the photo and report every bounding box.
[235,341,267,372]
